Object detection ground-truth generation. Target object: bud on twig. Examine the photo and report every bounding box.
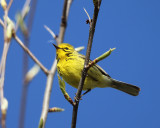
[24,64,40,83]
[1,0,7,10]
[5,17,15,42]
[1,97,8,114]
[48,107,64,112]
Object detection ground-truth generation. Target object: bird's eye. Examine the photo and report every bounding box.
[64,47,69,50]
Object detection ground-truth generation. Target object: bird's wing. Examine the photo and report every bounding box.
[94,64,111,78]
[78,54,111,78]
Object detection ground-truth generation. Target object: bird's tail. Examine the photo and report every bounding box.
[110,79,140,96]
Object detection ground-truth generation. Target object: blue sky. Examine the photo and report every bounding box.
[0,0,160,128]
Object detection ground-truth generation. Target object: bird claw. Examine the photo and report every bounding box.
[74,89,91,101]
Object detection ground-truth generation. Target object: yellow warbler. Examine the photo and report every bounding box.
[53,43,140,96]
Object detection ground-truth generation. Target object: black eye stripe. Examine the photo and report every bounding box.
[66,53,72,57]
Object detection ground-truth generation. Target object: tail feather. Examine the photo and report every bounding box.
[110,79,140,96]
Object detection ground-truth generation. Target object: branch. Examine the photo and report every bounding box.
[38,59,56,128]
[0,18,49,76]
[44,25,58,42]
[0,43,9,128]
[14,35,49,75]
[0,1,13,127]
[15,0,30,31]
[86,48,116,68]
[7,0,13,12]
[19,64,40,128]
[57,0,73,45]
[38,0,73,127]
[18,1,38,127]
[71,1,102,128]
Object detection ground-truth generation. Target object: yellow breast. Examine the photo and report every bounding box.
[57,56,84,88]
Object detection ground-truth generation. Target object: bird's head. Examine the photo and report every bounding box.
[53,43,75,60]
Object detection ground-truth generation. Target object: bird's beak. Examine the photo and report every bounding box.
[52,43,60,49]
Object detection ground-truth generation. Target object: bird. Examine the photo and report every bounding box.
[53,43,140,96]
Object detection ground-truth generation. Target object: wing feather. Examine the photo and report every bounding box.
[78,54,111,78]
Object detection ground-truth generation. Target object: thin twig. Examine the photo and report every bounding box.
[0,17,49,127]
[19,65,40,128]
[71,1,102,128]
[0,18,49,75]
[19,0,37,127]
[18,37,29,128]
[38,59,57,128]
[14,35,49,75]
[27,0,37,33]
[22,0,31,18]
[86,48,115,68]
[83,8,91,21]
[0,19,4,27]
[38,0,73,127]
[58,0,73,45]
[0,43,10,128]
[44,25,58,42]
[7,0,13,11]
[3,7,7,41]
[0,0,13,127]
[15,0,31,31]
[83,8,92,26]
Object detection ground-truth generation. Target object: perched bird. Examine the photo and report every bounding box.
[53,43,140,96]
